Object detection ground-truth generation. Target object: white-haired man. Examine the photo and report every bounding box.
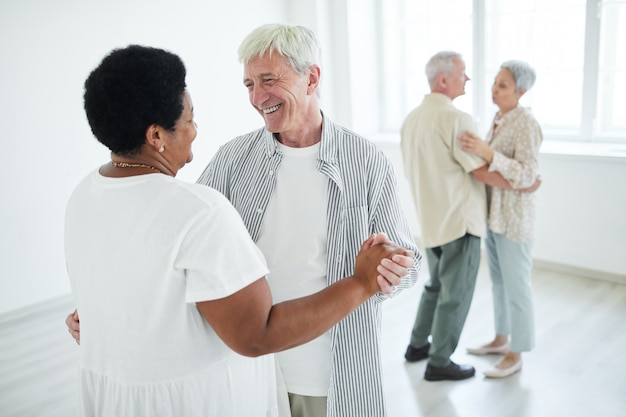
[197,24,421,417]
[400,51,517,381]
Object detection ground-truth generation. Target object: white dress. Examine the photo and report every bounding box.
[65,170,278,417]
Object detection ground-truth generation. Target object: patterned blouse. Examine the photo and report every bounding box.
[486,105,543,243]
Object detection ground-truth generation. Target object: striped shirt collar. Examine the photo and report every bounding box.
[260,111,337,165]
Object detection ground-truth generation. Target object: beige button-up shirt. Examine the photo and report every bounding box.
[401,93,487,248]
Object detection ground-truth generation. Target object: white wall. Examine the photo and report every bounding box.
[0,0,295,315]
[532,152,626,276]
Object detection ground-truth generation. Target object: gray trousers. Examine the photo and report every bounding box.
[485,229,535,352]
[409,233,481,367]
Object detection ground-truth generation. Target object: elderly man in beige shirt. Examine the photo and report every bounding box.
[400,51,516,381]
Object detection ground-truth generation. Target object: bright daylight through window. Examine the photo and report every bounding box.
[358,0,625,144]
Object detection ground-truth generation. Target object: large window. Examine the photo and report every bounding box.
[597,0,626,139]
[351,0,626,143]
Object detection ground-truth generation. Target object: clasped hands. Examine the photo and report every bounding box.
[354,233,415,295]
[65,233,415,346]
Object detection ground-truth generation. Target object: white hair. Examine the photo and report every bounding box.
[425,51,463,87]
[238,23,321,75]
[501,60,536,92]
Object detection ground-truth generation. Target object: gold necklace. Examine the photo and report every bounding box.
[111,161,162,173]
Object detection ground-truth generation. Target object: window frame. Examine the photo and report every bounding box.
[358,0,626,145]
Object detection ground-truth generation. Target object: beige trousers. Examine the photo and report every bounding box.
[287,393,327,417]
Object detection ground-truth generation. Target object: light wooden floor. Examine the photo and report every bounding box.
[381,261,626,417]
[1,261,625,417]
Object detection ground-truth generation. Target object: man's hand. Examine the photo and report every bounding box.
[519,175,542,193]
[356,233,415,295]
[64,235,415,349]
[66,309,80,345]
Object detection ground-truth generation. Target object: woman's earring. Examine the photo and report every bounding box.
[159,145,165,153]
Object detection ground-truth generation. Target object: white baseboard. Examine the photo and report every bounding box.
[533,259,626,286]
[0,293,74,325]
[413,234,626,286]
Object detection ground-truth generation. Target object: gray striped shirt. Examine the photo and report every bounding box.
[197,114,421,417]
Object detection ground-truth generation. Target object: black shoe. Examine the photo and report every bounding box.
[424,361,475,381]
[404,342,430,362]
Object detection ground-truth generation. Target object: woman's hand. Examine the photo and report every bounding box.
[65,309,80,345]
[459,131,494,163]
[197,234,414,357]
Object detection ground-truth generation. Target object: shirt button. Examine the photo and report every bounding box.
[268,170,274,176]
[256,208,263,214]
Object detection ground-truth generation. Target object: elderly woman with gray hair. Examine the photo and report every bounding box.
[458,60,542,378]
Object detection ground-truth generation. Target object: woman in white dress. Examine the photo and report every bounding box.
[65,45,413,416]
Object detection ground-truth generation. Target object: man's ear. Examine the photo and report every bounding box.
[438,73,448,90]
[307,64,321,95]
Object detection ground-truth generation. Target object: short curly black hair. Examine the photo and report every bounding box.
[84,45,187,155]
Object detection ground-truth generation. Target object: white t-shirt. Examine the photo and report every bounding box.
[65,170,277,417]
[256,141,330,396]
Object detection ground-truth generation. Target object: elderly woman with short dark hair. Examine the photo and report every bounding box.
[65,44,412,416]
[459,60,542,378]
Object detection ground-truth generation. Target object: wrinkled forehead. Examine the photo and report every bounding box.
[243,52,293,78]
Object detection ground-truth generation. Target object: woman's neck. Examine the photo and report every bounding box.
[497,103,518,118]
